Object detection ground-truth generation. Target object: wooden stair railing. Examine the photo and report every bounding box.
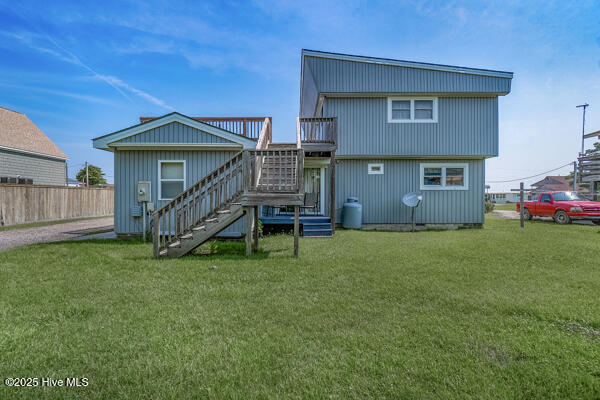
[152,147,305,258]
[152,152,245,258]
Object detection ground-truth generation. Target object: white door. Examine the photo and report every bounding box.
[304,167,325,214]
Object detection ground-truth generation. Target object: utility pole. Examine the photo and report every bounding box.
[573,161,577,192]
[85,161,89,187]
[576,103,589,156]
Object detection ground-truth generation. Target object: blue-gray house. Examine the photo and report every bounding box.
[92,49,512,258]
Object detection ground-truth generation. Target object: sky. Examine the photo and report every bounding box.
[1,0,599,190]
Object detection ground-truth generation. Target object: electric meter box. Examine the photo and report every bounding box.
[137,181,151,202]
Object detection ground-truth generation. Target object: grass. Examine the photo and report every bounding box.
[0,216,112,232]
[1,216,599,399]
[492,203,518,211]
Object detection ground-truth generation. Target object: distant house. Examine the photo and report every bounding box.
[67,177,83,187]
[487,192,523,203]
[0,107,68,185]
[531,176,572,194]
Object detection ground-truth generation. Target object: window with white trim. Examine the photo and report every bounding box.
[388,97,438,123]
[420,163,468,190]
[159,160,186,200]
[368,163,384,175]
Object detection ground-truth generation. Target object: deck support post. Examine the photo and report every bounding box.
[245,207,252,256]
[253,206,259,253]
[152,212,159,258]
[330,152,336,233]
[293,205,300,257]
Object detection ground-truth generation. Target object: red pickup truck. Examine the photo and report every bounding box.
[516,191,600,225]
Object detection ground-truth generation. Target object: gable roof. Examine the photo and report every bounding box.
[0,106,67,160]
[93,112,257,151]
[531,176,571,191]
[302,49,514,79]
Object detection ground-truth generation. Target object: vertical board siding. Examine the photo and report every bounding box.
[324,97,498,157]
[305,57,511,94]
[300,64,319,117]
[117,122,231,144]
[114,150,244,235]
[0,185,113,226]
[335,159,485,224]
[0,149,66,185]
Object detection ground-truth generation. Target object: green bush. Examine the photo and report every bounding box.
[484,199,495,213]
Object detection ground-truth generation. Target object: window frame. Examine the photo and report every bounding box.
[368,163,384,175]
[387,97,438,123]
[419,163,468,190]
[158,160,186,201]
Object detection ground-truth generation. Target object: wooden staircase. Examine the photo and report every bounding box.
[153,149,305,258]
[151,116,339,258]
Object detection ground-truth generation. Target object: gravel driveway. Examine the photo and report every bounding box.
[0,217,114,251]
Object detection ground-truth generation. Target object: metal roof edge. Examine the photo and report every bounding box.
[302,49,514,79]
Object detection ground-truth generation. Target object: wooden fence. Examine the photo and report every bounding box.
[0,184,113,226]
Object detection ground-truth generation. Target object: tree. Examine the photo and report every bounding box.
[76,164,107,186]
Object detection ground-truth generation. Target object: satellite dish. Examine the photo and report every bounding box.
[402,192,423,208]
[402,192,423,232]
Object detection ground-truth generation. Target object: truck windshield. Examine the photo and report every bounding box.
[552,192,583,201]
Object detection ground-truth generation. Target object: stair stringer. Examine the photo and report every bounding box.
[165,204,245,258]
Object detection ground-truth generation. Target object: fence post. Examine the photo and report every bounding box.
[520,182,524,228]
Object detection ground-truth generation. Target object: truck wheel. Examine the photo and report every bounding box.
[554,210,571,225]
[523,208,532,220]
[592,220,600,226]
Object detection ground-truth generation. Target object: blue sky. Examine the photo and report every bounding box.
[1,0,599,190]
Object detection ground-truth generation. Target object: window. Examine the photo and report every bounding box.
[368,163,384,175]
[540,194,552,203]
[420,163,468,190]
[159,160,186,200]
[388,97,438,123]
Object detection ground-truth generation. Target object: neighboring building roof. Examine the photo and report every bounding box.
[92,112,257,151]
[531,176,572,191]
[0,106,68,160]
[302,49,514,79]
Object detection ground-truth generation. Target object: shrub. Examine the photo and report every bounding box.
[484,199,495,213]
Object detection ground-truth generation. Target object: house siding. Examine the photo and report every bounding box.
[117,121,231,144]
[0,149,66,185]
[323,97,498,157]
[305,56,511,94]
[114,150,244,235]
[334,158,485,224]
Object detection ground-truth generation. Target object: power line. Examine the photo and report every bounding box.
[486,161,574,183]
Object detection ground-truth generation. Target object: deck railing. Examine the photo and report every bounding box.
[578,154,600,182]
[298,117,337,144]
[198,117,267,140]
[141,116,269,140]
[246,149,304,194]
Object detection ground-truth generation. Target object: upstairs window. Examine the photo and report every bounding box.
[388,97,438,123]
[159,160,186,200]
[420,163,468,190]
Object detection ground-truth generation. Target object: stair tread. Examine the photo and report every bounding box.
[205,218,218,222]
[159,249,168,256]
[192,225,206,231]
[217,210,231,214]
[168,241,181,248]
[180,233,193,239]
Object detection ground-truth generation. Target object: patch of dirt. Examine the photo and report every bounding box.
[557,320,600,340]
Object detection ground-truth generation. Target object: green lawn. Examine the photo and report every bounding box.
[492,203,518,211]
[1,216,599,399]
